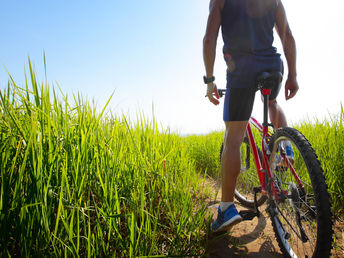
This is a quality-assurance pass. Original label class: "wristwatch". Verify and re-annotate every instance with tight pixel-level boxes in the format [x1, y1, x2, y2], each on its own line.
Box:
[203, 76, 215, 84]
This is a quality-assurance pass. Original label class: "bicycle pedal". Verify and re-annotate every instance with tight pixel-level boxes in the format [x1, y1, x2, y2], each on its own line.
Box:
[239, 210, 260, 221]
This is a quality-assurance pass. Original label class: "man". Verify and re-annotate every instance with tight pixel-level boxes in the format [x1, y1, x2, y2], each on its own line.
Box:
[203, 0, 299, 232]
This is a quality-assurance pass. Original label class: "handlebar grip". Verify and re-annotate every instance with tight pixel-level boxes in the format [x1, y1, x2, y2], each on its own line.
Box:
[205, 89, 226, 98]
[218, 89, 226, 98]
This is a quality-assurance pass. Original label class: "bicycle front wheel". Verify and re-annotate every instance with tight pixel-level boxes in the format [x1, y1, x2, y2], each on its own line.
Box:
[268, 127, 333, 258]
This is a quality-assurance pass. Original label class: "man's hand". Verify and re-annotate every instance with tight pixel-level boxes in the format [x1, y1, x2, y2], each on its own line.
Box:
[206, 82, 220, 105]
[285, 76, 299, 100]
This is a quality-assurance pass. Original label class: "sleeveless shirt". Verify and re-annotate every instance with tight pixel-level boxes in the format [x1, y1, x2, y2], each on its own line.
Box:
[221, 0, 278, 56]
[221, 0, 283, 88]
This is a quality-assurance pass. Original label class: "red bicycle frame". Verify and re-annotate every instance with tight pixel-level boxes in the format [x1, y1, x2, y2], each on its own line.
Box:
[245, 90, 306, 200]
[245, 116, 276, 195]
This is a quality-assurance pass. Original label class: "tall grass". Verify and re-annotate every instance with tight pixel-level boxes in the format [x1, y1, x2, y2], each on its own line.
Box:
[0, 59, 212, 257]
[184, 131, 224, 178]
[295, 106, 344, 211]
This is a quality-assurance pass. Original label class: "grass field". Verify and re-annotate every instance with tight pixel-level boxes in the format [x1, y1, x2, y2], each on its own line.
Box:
[1, 62, 343, 256]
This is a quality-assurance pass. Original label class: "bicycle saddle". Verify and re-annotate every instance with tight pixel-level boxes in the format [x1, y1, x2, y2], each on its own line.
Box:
[256, 71, 283, 90]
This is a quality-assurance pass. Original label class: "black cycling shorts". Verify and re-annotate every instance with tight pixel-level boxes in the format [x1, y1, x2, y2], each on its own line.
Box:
[223, 84, 281, 122]
[223, 53, 284, 121]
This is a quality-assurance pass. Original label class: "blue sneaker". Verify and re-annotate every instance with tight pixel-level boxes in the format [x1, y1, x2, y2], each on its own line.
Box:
[211, 204, 242, 232]
[286, 145, 294, 161]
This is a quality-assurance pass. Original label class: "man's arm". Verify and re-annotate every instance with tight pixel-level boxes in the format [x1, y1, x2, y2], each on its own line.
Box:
[275, 0, 299, 100]
[203, 0, 224, 105]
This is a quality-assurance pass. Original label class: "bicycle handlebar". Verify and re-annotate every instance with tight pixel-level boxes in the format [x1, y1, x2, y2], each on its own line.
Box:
[218, 89, 226, 98]
[205, 89, 226, 98]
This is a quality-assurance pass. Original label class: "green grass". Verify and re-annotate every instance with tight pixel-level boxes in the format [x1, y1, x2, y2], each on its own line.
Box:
[1, 59, 343, 256]
[295, 107, 344, 212]
[184, 131, 224, 178]
[0, 59, 212, 257]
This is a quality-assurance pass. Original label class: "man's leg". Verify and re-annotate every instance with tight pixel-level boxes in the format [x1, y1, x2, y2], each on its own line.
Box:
[268, 99, 287, 128]
[211, 120, 247, 232]
[221, 121, 248, 202]
[268, 99, 295, 163]
[212, 87, 255, 232]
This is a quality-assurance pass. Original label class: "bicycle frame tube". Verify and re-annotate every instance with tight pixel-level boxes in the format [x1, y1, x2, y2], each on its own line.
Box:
[246, 92, 280, 196]
[246, 122, 279, 195]
[246, 123, 266, 189]
[283, 153, 306, 194]
[249, 117, 263, 132]
[262, 91, 280, 197]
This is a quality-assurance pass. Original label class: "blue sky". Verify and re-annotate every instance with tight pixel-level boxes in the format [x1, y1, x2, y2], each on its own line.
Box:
[1, 0, 344, 134]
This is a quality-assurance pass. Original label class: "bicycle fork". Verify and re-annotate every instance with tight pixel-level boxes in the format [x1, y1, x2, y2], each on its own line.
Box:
[267, 199, 310, 243]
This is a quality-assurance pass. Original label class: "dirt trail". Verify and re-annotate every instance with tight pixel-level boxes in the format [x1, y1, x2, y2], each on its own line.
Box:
[205, 179, 344, 258]
[207, 202, 284, 257]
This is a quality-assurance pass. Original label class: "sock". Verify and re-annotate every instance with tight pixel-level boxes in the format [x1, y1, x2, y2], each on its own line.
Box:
[220, 201, 234, 211]
[282, 140, 292, 149]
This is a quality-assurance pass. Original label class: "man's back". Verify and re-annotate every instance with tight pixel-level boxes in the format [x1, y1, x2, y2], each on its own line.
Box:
[221, 0, 278, 56]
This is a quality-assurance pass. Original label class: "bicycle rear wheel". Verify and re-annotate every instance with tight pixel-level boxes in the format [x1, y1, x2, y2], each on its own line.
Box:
[220, 136, 267, 209]
[268, 127, 333, 257]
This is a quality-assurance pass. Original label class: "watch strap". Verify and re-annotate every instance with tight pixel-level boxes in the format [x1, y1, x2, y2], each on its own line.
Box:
[203, 76, 215, 84]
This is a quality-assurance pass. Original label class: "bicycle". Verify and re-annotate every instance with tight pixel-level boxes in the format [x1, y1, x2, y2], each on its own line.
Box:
[217, 71, 333, 257]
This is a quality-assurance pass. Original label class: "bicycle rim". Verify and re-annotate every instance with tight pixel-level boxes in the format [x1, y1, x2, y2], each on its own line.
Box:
[268, 127, 332, 258]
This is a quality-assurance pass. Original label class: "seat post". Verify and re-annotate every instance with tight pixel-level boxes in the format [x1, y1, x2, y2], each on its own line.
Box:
[256, 71, 282, 128]
[262, 88, 271, 127]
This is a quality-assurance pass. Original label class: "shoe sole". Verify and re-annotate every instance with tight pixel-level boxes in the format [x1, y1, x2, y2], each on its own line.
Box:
[212, 215, 242, 232]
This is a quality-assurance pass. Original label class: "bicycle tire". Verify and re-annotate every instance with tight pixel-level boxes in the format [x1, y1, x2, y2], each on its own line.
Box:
[268, 127, 333, 257]
[220, 136, 267, 209]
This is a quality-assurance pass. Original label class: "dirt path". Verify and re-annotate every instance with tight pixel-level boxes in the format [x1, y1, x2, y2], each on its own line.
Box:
[205, 179, 344, 258]
[207, 202, 284, 257]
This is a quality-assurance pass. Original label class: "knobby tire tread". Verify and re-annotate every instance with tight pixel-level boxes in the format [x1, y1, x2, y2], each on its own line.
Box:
[269, 127, 333, 258]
